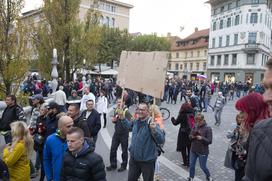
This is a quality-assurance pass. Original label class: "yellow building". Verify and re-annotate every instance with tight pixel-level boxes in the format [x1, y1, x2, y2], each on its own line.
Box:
[169, 28, 209, 80]
[21, 0, 133, 30]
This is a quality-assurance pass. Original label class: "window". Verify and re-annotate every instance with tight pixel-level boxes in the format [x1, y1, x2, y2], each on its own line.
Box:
[217, 55, 221, 65]
[106, 16, 110, 27]
[212, 38, 216, 48]
[250, 13, 258, 23]
[196, 63, 199, 70]
[203, 62, 207, 70]
[210, 56, 215, 65]
[226, 35, 230, 46]
[232, 54, 237, 65]
[197, 51, 200, 57]
[247, 53, 255, 64]
[228, 3, 232, 10]
[175, 63, 179, 70]
[99, 16, 104, 25]
[235, 15, 240, 25]
[252, 0, 259, 4]
[204, 50, 207, 57]
[248, 32, 257, 44]
[176, 52, 179, 58]
[213, 22, 217, 31]
[180, 64, 183, 70]
[221, 6, 224, 13]
[220, 20, 224, 29]
[224, 55, 229, 65]
[234, 34, 238, 45]
[219, 37, 222, 47]
[185, 52, 188, 58]
[190, 63, 193, 70]
[191, 51, 193, 57]
[168, 63, 171, 70]
[112, 18, 115, 27]
[236, 0, 241, 7]
[184, 63, 187, 70]
[227, 18, 231, 27]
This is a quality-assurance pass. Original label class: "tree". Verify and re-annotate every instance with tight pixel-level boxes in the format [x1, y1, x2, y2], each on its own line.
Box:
[32, 0, 101, 81]
[128, 34, 171, 52]
[97, 27, 131, 71]
[0, 0, 30, 95]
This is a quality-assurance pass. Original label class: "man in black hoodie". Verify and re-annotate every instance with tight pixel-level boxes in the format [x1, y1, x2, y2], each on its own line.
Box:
[60, 127, 106, 181]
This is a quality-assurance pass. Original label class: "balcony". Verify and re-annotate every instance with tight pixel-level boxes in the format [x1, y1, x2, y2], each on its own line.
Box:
[242, 43, 260, 53]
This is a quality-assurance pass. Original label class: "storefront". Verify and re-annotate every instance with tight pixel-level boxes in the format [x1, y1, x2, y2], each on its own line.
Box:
[224, 73, 236, 83]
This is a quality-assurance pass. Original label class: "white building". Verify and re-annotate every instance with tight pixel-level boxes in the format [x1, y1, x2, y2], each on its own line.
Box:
[207, 0, 272, 84]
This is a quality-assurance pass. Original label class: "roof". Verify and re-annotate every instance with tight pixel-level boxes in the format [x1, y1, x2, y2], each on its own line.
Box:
[167, 36, 182, 50]
[171, 29, 209, 51]
[104, 0, 133, 8]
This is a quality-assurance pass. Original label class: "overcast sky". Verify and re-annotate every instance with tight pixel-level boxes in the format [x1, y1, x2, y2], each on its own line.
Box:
[22, 0, 211, 38]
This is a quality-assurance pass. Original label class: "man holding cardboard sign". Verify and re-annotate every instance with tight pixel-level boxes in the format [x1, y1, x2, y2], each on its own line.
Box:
[121, 102, 165, 181]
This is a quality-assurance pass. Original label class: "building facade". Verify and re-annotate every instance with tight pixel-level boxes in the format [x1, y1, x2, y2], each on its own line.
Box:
[169, 28, 209, 80]
[207, 0, 272, 84]
[22, 0, 133, 30]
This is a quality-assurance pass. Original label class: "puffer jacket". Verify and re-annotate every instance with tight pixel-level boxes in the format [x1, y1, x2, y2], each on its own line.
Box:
[243, 118, 272, 181]
[60, 139, 106, 181]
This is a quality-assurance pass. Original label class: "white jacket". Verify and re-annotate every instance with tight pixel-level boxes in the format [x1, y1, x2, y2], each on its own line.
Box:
[54, 90, 67, 106]
[80, 92, 96, 111]
[96, 96, 108, 114]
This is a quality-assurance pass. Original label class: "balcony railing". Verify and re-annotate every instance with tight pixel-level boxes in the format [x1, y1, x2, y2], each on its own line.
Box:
[242, 43, 260, 53]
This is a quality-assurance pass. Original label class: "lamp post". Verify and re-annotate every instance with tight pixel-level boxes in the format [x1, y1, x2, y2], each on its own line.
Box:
[51, 48, 59, 93]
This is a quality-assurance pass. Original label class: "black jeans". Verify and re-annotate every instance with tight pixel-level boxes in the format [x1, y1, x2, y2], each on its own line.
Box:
[128, 157, 155, 181]
[38, 151, 45, 181]
[181, 144, 191, 166]
[110, 133, 128, 168]
[99, 113, 107, 128]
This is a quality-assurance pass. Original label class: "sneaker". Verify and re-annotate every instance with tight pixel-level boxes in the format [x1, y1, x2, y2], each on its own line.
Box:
[206, 177, 213, 181]
[187, 177, 194, 181]
[117, 167, 126, 172]
[154, 174, 161, 181]
[106, 165, 117, 171]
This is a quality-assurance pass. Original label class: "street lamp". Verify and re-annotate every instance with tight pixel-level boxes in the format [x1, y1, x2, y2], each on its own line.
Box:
[82, 59, 87, 86]
[51, 48, 59, 93]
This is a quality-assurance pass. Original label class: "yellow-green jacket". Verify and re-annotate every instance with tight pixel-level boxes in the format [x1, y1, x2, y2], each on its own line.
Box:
[3, 140, 30, 181]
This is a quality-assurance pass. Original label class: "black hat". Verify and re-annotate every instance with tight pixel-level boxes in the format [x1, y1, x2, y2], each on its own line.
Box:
[47, 102, 59, 110]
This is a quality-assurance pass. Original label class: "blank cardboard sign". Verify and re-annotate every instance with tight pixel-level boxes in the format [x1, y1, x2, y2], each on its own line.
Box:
[117, 51, 169, 99]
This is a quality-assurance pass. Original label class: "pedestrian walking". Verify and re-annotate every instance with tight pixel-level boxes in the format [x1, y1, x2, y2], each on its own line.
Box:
[188, 113, 213, 181]
[96, 90, 108, 128]
[213, 92, 225, 126]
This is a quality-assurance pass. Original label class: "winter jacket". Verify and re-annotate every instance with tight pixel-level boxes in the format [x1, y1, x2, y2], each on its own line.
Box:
[73, 114, 91, 138]
[96, 96, 108, 114]
[3, 140, 30, 181]
[190, 123, 212, 155]
[43, 132, 67, 181]
[0, 105, 26, 131]
[243, 118, 272, 181]
[172, 108, 193, 151]
[44, 113, 59, 139]
[122, 117, 165, 161]
[60, 139, 106, 181]
[82, 109, 101, 137]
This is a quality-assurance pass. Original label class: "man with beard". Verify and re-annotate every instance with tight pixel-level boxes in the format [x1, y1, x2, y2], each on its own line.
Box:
[44, 102, 61, 139]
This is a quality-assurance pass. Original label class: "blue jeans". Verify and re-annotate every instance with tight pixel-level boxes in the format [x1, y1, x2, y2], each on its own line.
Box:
[189, 151, 210, 178]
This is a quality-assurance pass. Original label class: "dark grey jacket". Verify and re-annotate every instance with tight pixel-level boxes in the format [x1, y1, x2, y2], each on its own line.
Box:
[190, 123, 212, 155]
[243, 118, 272, 181]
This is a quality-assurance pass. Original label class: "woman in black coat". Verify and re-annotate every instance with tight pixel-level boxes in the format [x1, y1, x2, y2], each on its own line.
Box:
[171, 102, 194, 167]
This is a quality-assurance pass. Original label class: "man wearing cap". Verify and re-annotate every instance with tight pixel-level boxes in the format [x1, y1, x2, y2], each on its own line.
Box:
[0, 95, 26, 143]
[44, 102, 61, 139]
[29, 94, 44, 129]
[68, 90, 81, 101]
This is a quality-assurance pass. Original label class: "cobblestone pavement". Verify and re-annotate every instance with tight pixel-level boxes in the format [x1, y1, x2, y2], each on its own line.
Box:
[30, 93, 238, 181]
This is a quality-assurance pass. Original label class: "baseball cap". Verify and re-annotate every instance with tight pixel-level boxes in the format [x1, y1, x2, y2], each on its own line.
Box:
[30, 94, 44, 101]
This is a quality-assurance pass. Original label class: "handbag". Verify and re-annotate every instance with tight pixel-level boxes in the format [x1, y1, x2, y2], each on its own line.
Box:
[224, 146, 233, 169]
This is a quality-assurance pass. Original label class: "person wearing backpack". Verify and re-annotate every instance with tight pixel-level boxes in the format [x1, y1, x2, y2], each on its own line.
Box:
[171, 102, 193, 167]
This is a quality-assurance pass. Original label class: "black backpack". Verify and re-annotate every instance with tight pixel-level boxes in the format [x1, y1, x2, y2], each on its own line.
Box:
[0, 159, 9, 181]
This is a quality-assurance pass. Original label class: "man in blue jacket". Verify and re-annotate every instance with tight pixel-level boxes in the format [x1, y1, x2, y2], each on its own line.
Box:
[122, 102, 165, 181]
[43, 116, 73, 181]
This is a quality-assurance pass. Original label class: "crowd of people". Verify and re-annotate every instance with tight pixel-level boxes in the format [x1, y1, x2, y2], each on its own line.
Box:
[0, 60, 271, 181]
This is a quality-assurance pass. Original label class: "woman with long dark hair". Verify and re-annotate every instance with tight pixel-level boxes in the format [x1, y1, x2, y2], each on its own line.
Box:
[171, 101, 194, 167]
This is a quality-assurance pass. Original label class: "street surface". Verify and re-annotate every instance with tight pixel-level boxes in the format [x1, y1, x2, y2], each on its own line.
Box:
[27, 94, 238, 181]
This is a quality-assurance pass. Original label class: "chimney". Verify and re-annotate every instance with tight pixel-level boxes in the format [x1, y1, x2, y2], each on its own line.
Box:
[167, 32, 171, 37]
[195, 27, 198, 32]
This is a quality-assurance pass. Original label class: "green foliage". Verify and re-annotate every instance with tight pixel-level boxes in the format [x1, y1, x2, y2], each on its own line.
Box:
[128, 34, 171, 52]
[0, 0, 30, 95]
